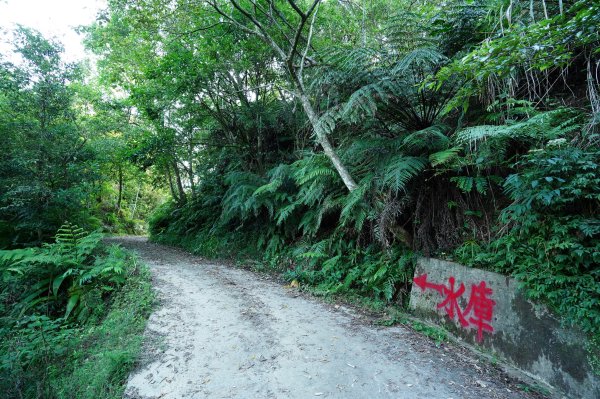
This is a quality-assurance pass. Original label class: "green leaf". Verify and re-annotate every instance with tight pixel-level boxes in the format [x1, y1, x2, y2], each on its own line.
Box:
[65, 294, 80, 318]
[52, 272, 70, 297]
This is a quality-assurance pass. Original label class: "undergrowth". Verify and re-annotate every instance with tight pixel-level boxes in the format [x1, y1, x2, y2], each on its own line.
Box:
[153, 226, 417, 309]
[144, 0, 599, 379]
[455, 146, 600, 337]
[0, 225, 154, 398]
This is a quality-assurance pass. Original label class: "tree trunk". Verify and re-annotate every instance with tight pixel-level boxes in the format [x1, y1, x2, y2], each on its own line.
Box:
[297, 91, 358, 191]
[172, 160, 186, 203]
[188, 138, 196, 196]
[166, 164, 178, 202]
[529, 0, 535, 21]
[130, 185, 140, 220]
[541, 0, 548, 19]
[116, 164, 123, 212]
[558, 0, 563, 15]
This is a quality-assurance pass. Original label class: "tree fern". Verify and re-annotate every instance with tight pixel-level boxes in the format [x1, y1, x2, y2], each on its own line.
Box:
[390, 47, 447, 75]
[339, 78, 397, 123]
[382, 156, 428, 192]
[429, 147, 462, 167]
[384, 10, 437, 51]
[402, 125, 450, 153]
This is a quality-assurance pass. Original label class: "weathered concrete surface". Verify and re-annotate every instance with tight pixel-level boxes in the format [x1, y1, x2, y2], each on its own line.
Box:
[410, 257, 600, 399]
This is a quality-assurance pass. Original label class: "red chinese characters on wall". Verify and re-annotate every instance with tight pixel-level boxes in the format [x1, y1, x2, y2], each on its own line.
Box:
[413, 274, 496, 342]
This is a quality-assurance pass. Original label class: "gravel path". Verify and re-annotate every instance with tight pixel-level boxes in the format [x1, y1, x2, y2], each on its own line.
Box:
[115, 237, 539, 399]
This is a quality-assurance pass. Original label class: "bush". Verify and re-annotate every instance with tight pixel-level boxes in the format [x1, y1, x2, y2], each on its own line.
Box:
[0, 225, 154, 398]
[457, 145, 600, 336]
[0, 223, 128, 321]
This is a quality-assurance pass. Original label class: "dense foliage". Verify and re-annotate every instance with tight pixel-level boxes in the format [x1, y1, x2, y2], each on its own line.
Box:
[86, 0, 598, 336]
[0, 28, 160, 399]
[0, 28, 165, 248]
[1, 0, 599, 395]
[0, 225, 154, 398]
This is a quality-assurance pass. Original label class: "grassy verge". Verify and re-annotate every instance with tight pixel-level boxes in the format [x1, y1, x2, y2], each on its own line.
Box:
[52, 258, 154, 399]
[0, 250, 155, 399]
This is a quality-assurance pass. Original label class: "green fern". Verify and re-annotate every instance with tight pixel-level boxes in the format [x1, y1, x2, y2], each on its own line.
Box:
[450, 176, 488, 194]
[382, 156, 427, 192]
[402, 125, 450, 153]
[339, 177, 374, 232]
[456, 109, 584, 146]
[294, 165, 337, 186]
[429, 147, 461, 167]
[0, 224, 128, 321]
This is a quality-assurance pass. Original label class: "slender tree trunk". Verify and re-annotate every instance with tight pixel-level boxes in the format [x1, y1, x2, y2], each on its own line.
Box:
[361, 5, 366, 47]
[188, 138, 196, 196]
[529, 0, 535, 22]
[116, 164, 123, 212]
[131, 183, 141, 220]
[295, 86, 358, 191]
[541, 0, 548, 19]
[558, 0, 563, 15]
[166, 164, 178, 202]
[172, 160, 186, 203]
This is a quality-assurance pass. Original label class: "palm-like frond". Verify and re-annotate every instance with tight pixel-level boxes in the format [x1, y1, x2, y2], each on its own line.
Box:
[429, 147, 461, 167]
[402, 125, 450, 153]
[382, 156, 428, 192]
[456, 109, 584, 146]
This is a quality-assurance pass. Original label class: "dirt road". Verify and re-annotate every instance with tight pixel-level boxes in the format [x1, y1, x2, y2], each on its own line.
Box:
[116, 237, 537, 399]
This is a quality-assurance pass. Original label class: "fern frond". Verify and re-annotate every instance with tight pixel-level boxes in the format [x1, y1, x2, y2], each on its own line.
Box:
[315, 108, 340, 137]
[276, 202, 299, 225]
[402, 125, 450, 153]
[338, 176, 377, 232]
[391, 47, 447, 76]
[299, 239, 329, 259]
[429, 147, 461, 167]
[294, 166, 336, 186]
[253, 178, 283, 196]
[382, 156, 427, 192]
[456, 109, 584, 147]
[450, 176, 489, 194]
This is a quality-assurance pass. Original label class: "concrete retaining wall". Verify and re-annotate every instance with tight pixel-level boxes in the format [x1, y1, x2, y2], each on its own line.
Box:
[409, 257, 599, 399]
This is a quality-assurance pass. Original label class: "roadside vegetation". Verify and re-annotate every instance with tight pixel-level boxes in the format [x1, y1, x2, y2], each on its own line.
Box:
[0, 28, 157, 399]
[88, 0, 598, 349]
[0, 224, 154, 398]
[0, 1, 598, 397]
